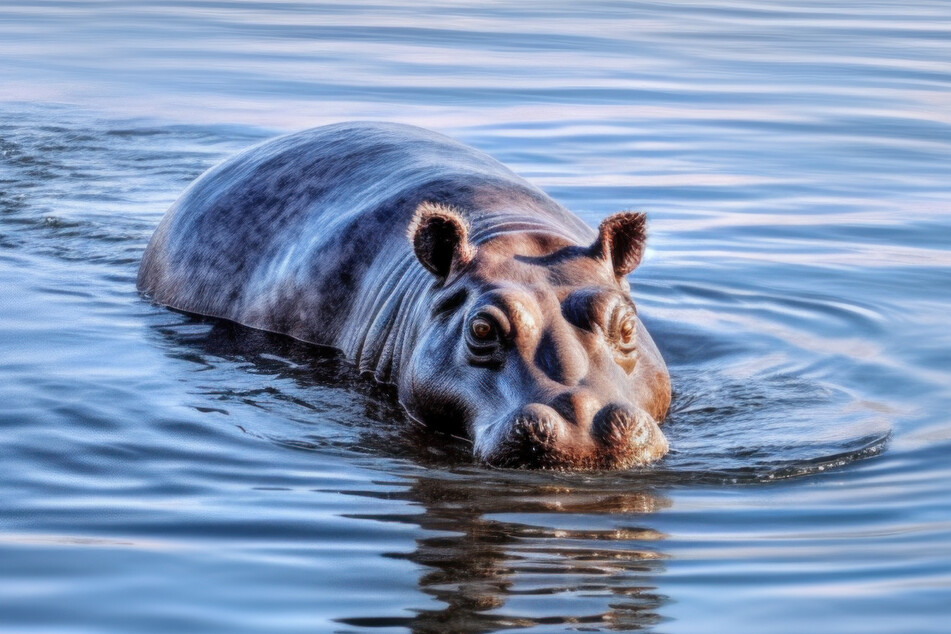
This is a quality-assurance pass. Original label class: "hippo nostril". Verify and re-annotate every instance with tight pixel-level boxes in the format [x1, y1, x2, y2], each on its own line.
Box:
[477, 404, 568, 468]
[513, 414, 559, 447]
[593, 404, 653, 447]
[512, 403, 565, 446]
[594, 404, 668, 468]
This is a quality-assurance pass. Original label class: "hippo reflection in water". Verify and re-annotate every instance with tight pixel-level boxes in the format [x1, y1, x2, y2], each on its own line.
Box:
[138, 123, 671, 469]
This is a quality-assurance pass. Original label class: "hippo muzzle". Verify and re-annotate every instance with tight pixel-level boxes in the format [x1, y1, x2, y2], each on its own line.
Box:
[475, 402, 668, 470]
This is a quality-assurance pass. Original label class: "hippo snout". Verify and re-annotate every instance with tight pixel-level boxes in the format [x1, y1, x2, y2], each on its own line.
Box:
[475, 402, 668, 470]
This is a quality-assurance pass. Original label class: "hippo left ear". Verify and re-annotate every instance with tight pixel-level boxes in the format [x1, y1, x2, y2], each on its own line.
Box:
[591, 211, 647, 278]
[409, 201, 477, 280]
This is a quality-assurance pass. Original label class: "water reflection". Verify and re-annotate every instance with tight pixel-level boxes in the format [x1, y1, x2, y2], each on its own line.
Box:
[142, 289, 890, 633]
[150, 314, 671, 631]
[340, 471, 669, 632]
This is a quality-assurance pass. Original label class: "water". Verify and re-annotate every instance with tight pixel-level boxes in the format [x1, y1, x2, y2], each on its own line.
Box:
[1, 1, 950, 632]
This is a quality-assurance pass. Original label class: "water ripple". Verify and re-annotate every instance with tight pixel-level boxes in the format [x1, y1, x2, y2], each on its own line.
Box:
[2, 1, 950, 632]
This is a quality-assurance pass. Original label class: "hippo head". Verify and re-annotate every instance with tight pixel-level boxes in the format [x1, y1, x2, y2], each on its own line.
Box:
[401, 202, 671, 470]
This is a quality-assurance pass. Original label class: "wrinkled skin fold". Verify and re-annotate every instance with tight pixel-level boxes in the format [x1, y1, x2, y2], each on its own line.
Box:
[138, 122, 671, 470]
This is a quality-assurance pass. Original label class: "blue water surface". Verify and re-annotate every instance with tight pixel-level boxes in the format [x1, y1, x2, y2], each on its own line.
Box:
[1, 2, 950, 632]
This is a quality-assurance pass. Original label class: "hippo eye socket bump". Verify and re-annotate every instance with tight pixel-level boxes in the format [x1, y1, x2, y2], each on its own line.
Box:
[138, 122, 671, 470]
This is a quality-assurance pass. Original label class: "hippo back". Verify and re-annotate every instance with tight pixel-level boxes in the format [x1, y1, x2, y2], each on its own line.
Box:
[138, 122, 593, 380]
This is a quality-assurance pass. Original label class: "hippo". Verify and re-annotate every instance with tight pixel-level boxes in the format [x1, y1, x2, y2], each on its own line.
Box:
[138, 122, 671, 469]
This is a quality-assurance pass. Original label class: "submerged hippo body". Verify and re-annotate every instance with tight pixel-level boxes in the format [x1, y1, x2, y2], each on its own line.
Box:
[139, 122, 671, 469]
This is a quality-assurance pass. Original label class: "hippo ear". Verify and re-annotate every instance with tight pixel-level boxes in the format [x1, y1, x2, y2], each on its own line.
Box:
[409, 201, 477, 279]
[591, 211, 647, 278]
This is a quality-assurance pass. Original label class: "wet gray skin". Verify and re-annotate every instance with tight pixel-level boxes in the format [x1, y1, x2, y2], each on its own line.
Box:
[138, 122, 671, 469]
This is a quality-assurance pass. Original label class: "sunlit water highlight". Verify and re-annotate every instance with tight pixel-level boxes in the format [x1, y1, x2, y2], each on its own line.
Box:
[1, 2, 950, 632]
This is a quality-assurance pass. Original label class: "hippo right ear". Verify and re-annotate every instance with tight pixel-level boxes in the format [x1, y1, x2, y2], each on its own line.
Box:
[591, 211, 647, 279]
[409, 202, 477, 280]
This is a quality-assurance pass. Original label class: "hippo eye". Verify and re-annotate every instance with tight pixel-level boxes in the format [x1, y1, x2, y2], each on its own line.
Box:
[619, 316, 636, 344]
[610, 307, 637, 356]
[465, 309, 509, 366]
[470, 317, 494, 341]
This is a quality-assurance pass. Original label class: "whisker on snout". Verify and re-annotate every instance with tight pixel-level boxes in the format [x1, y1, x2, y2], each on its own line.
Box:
[594, 404, 648, 446]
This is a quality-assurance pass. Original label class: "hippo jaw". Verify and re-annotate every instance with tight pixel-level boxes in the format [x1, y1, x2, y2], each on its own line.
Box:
[473, 403, 668, 471]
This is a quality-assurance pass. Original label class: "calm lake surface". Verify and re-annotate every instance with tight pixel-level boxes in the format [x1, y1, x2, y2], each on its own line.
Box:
[2, 1, 950, 632]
